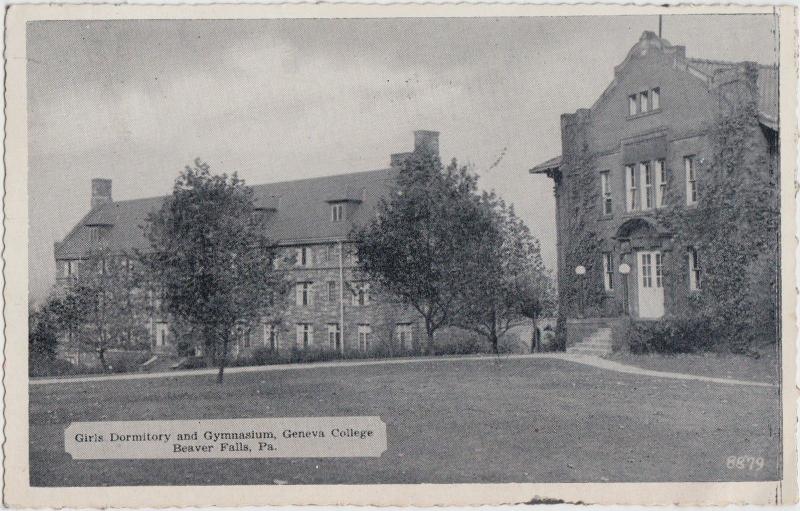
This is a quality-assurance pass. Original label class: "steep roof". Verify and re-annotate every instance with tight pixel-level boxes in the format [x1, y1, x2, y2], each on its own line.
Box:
[54, 167, 399, 260]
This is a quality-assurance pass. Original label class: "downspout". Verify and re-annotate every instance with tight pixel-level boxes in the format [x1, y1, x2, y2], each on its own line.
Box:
[338, 240, 345, 354]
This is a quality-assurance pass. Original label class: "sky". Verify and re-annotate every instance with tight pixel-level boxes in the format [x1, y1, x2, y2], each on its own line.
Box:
[27, 14, 779, 302]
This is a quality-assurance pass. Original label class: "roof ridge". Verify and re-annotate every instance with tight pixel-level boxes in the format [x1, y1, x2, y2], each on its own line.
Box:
[103, 167, 397, 207]
[688, 57, 777, 69]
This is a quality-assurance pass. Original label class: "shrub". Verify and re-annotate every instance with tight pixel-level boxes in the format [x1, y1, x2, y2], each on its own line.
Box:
[627, 316, 714, 354]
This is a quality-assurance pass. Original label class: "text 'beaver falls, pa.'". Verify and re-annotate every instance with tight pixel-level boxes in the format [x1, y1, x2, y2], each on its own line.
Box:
[64, 417, 387, 459]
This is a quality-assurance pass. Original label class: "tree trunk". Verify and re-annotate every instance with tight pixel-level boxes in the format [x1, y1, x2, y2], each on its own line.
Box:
[97, 346, 107, 372]
[217, 335, 229, 384]
[531, 313, 539, 353]
[490, 334, 499, 354]
[425, 322, 435, 356]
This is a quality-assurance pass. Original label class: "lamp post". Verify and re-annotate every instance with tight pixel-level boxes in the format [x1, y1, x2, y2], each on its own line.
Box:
[619, 262, 631, 316]
[574, 265, 586, 318]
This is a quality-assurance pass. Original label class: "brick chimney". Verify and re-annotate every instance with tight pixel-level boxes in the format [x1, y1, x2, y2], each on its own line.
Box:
[414, 130, 439, 156]
[390, 130, 440, 167]
[91, 178, 112, 209]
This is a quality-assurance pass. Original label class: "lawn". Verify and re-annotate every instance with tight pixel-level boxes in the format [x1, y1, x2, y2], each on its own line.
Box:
[29, 357, 781, 486]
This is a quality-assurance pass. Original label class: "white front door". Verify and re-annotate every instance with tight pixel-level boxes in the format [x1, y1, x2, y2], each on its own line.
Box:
[637, 251, 664, 319]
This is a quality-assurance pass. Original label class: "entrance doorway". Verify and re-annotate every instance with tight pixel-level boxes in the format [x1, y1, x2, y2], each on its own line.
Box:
[637, 251, 664, 318]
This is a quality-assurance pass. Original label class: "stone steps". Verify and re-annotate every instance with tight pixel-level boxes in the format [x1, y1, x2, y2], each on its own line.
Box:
[567, 327, 613, 356]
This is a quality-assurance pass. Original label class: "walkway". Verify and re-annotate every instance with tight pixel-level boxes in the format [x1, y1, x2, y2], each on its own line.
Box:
[30, 352, 775, 388]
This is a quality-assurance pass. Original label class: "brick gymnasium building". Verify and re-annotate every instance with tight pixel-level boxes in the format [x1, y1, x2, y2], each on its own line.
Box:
[54, 131, 445, 362]
[530, 32, 778, 354]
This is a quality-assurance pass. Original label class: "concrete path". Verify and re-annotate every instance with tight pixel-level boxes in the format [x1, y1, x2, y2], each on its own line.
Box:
[30, 352, 775, 388]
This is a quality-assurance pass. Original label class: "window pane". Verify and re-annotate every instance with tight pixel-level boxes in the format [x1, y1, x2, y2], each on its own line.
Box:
[651, 87, 660, 109]
[629, 95, 637, 115]
[640, 91, 649, 112]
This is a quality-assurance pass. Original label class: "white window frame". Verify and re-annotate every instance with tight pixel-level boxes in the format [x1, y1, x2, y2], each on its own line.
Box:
[327, 281, 337, 302]
[639, 90, 649, 113]
[264, 323, 279, 350]
[327, 323, 341, 349]
[654, 159, 667, 208]
[685, 155, 697, 205]
[296, 282, 312, 306]
[358, 324, 372, 352]
[331, 203, 344, 222]
[689, 249, 701, 291]
[602, 253, 614, 291]
[641, 253, 653, 288]
[600, 171, 612, 216]
[296, 323, 313, 347]
[296, 246, 311, 267]
[396, 324, 413, 350]
[351, 283, 370, 306]
[651, 87, 660, 110]
[628, 94, 638, 116]
[625, 164, 637, 211]
[641, 161, 654, 210]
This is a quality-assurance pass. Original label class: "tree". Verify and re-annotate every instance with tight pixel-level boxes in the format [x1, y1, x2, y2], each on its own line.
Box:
[143, 159, 289, 383]
[518, 269, 557, 352]
[28, 297, 62, 373]
[58, 249, 150, 370]
[457, 193, 554, 353]
[353, 152, 494, 354]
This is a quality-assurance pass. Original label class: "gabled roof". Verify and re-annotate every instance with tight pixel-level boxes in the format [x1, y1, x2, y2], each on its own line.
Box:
[54, 167, 399, 260]
[529, 32, 780, 175]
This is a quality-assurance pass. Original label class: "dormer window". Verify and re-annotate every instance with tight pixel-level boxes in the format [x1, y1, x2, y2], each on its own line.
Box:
[331, 203, 344, 222]
[628, 87, 661, 116]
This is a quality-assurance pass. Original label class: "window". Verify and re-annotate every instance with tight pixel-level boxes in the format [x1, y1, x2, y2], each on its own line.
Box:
[264, 324, 279, 350]
[396, 324, 413, 350]
[689, 249, 701, 291]
[331, 203, 344, 222]
[296, 247, 311, 267]
[241, 329, 251, 348]
[358, 324, 372, 352]
[641, 162, 654, 210]
[327, 281, 337, 302]
[296, 282, 312, 306]
[296, 323, 313, 347]
[351, 283, 370, 306]
[655, 159, 667, 208]
[685, 155, 697, 205]
[641, 253, 653, 288]
[655, 253, 663, 288]
[602, 253, 614, 291]
[600, 171, 612, 215]
[628, 88, 661, 115]
[625, 164, 637, 211]
[328, 323, 341, 350]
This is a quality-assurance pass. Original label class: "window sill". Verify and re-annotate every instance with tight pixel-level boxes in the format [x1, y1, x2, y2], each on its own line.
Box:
[627, 108, 662, 120]
[598, 214, 614, 221]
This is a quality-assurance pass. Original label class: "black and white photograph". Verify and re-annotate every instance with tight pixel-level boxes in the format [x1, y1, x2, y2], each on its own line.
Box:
[4, 4, 796, 507]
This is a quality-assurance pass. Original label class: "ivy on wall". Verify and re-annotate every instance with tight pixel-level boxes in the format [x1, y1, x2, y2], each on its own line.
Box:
[656, 69, 779, 353]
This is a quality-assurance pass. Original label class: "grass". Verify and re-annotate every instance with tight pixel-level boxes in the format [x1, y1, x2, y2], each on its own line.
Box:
[29, 356, 780, 486]
[605, 350, 780, 384]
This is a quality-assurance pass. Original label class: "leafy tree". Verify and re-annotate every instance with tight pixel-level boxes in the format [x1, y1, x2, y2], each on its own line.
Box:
[143, 159, 289, 382]
[457, 193, 554, 353]
[28, 297, 62, 373]
[58, 249, 150, 370]
[354, 152, 494, 354]
[517, 268, 557, 352]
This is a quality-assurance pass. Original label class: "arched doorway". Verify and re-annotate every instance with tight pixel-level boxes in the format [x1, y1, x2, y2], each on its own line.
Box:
[614, 218, 671, 319]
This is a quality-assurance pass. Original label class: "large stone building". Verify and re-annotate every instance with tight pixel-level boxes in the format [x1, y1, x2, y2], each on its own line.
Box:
[530, 32, 778, 353]
[53, 131, 444, 362]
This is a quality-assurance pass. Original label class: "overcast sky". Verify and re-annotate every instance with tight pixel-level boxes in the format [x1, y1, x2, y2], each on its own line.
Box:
[27, 14, 779, 302]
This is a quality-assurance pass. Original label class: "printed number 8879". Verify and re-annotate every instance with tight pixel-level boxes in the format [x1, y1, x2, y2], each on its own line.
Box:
[726, 456, 764, 471]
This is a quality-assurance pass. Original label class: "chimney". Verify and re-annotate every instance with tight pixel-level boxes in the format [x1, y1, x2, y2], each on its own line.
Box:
[414, 130, 439, 157]
[91, 178, 112, 209]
